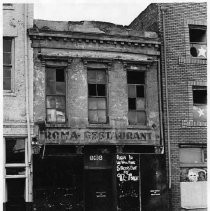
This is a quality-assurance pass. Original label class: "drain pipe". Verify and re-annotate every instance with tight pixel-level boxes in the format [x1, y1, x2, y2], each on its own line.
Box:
[161, 7, 172, 189]
[24, 3, 32, 202]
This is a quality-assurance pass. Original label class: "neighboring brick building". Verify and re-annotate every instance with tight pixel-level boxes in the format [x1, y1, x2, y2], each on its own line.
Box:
[130, 3, 207, 211]
[28, 20, 168, 210]
[3, 3, 34, 211]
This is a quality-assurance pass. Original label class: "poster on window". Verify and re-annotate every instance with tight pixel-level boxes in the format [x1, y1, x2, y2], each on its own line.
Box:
[116, 154, 140, 211]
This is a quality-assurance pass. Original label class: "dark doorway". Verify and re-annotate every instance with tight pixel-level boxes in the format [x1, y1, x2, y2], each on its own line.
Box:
[85, 169, 114, 211]
[33, 155, 84, 211]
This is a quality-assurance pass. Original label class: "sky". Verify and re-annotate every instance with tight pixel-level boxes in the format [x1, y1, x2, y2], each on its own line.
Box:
[33, 0, 153, 26]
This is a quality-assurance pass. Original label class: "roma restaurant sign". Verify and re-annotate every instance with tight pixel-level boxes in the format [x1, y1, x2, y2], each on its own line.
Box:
[39, 128, 159, 144]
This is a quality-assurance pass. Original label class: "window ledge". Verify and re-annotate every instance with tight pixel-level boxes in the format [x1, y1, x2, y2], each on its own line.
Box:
[87, 124, 112, 129]
[3, 91, 16, 97]
[127, 125, 152, 130]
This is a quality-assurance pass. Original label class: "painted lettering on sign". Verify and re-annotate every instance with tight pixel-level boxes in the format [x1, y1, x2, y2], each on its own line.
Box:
[89, 155, 103, 161]
[40, 129, 156, 144]
[116, 154, 139, 182]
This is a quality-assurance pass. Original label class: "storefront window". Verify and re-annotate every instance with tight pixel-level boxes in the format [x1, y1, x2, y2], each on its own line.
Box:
[4, 138, 27, 210]
[180, 146, 207, 209]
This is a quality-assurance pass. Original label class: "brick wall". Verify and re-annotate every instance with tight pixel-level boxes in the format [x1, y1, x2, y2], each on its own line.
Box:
[130, 3, 207, 210]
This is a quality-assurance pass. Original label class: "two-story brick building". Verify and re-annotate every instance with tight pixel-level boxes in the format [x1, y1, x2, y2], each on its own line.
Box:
[3, 3, 34, 211]
[130, 3, 207, 211]
[28, 20, 168, 210]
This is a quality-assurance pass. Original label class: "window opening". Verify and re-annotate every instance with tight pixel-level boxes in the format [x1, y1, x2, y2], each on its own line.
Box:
[127, 71, 146, 125]
[189, 26, 207, 58]
[193, 86, 207, 122]
[3, 37, 13, 90]
[46, 68, 66, 123]
[88, 69, 107, 124]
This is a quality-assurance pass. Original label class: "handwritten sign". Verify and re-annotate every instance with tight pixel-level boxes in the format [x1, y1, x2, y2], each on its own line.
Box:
[39, 128, 159, 145]
[116, 154, 139, 182]
[116, 154, 140, 211]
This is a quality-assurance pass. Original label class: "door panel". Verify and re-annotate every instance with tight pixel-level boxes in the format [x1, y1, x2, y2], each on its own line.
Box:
[85, 170, 114, 211]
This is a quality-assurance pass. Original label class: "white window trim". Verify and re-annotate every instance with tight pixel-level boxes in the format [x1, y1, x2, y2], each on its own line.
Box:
[3, 37, 16, 95]
[3, 137, 29, 202]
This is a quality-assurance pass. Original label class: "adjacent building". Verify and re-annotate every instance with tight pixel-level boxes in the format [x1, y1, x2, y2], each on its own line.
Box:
[3, 3, 34, 211]
[28, 20, 168, 210]
[130, 3, 207, 211]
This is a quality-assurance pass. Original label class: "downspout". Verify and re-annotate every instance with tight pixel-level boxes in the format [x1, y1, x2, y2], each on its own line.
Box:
[24, 3, 32, 202]
[157, 59, 164, 148]
[161, 7, 172, 189]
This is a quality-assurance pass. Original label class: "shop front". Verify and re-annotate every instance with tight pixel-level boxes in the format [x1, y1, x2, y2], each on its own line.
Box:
[32, 128, 168, 211]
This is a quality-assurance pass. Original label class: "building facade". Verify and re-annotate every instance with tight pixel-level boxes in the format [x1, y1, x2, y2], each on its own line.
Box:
[130, 3, 207, 211]
[3, 3, 34, 211]
[28, 20, 168, 210]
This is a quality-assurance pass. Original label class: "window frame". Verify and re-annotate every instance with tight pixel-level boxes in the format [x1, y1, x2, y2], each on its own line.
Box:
[189, 25, 207, 59]
[3, 37, 15, 93]
[3, 137, 29, 203]
[127, 70, 146, 125]
[87, 67, 108, 124]
[45, 67, 67, 124]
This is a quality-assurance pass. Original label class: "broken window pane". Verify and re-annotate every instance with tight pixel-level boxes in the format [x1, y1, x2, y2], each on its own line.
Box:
[97, 98, 106, 109]
[136, 98, 145, 110]
[128, 111, 137, 125]
[6, 168, 25, 175]
[89, 98, 97, 110]
[128, 85, 136, 98]
[46, 96, 56, 108]
[193, 89, 207, 104]
[88, 84, 97, 96]
[6, 178, 25, 202]
[56, 96, 65, 109]
[97, 84, 106, 96]
[98, 110, 106, 123]
[97, 70, 106, 84]
[128, 98, 136, 110]
[180, 148, 202, 163]
[137, 111, 146, 125]
[56, 82, 65, 95]
[56, 110, 65, 122]
[137, 85, 144, 97]
[89, 110, 98, 123]
[127, 71, 145, 84]
[56, 69, 65, 82]
[47, 109, 57, 122]
[88, 70, 96, 83]
[6, 139, 25, 163]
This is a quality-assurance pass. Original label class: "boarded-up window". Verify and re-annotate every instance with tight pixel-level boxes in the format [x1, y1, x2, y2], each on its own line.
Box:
[3, 37, 13, 90]
[88, 69, 107, 123]
[127, 71, 146, 125]
[46, 68, 66, 123]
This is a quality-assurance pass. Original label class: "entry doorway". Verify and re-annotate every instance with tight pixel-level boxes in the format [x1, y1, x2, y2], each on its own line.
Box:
[85, 169, 114, 211]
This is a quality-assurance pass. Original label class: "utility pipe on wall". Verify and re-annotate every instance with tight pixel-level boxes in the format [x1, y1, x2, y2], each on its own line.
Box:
[161, 7, 172, 189]
[24, 3, 32, 202]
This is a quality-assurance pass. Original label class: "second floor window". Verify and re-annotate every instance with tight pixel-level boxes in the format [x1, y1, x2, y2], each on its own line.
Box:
[88, 69, 107, 124]
[189, 25, 207, 58]
[46, 68, 66, 123]
[3, 37, 13, 91]
[127, 71, 146, 125]
[193, 86, 207, 122]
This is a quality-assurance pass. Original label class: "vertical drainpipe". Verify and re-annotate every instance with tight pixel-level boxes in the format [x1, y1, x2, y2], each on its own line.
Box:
[24, 3, 32, 203]
[161, 7, 172, 189]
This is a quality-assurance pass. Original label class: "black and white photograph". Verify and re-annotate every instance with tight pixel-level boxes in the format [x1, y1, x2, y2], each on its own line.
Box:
[2, 0, 207, 210]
